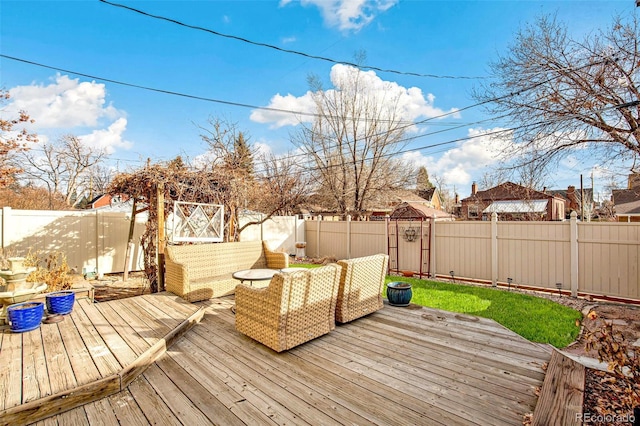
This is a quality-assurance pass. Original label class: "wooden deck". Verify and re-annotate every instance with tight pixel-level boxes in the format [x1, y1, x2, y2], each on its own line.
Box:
[0, 293, 204, 425]
[6, 295, 554, 425]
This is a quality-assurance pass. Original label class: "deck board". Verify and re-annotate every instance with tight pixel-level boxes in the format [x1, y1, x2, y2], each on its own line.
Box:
[69, 300, 123, 377]
[57, 309, 102, 387]
[82, 398, 119, 426]
[21, 329, 49, 404]
[0, 293, 201, 426]
[3, 294, 556, 426]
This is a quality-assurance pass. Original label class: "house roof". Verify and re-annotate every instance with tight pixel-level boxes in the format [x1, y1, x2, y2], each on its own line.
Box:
[462, 182, 562, 203]
[416, 187, 437, 201]
[483, 200, 548, 214]
[612, 189, 640, 215]
[462, 182, 556, 203]
[390, 202, 453, 219]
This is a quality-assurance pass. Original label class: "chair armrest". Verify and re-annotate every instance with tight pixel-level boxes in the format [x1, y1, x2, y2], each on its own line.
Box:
[263, 242, 289, 269]
[164, 256, 189, 294]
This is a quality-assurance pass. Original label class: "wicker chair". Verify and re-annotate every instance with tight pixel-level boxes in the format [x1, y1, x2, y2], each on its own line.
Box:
[335, 254, 389, 323]
[235, 264, 342, 352]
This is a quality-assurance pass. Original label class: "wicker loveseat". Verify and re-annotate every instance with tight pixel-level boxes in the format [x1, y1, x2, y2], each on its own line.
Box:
[335, 253, 389, 323]
[235, 264, 342, 352]
[165, 240, 288, 302]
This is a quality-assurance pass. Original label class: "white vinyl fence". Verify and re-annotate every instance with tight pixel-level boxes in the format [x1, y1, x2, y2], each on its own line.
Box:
[0, 207, 147, 276]
[0, 207, 301, 275]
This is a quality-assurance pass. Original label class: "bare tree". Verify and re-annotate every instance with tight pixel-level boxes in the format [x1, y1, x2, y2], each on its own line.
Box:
[21, 135, 106, 208]
[291, 66, 415, 219]
[0, 90, 37, 188]
[431, 174, 456, 213]
[0, 185, 67, 210]
[247, 151, 310, 217]
[199, 117, 256, 240]
[88, 165, 114, 198]
[474, 15, 640, 175]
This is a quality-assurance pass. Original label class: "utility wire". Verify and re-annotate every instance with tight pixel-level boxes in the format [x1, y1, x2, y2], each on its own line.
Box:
[0, 54, 324, 119]
[98, 0, 486, 80]
[3, 53, 620, 178]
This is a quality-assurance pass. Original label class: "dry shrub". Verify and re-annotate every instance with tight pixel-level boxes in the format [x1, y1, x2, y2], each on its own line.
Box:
[583, 311, 639, 417]
[310, 255, 338, 265]
[24, 250, 73, 292]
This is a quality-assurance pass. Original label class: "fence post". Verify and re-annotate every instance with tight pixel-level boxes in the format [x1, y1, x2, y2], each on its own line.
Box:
[316, 215, 321, 258]
[491, 212, 498, 287]
[347, 215, 351, 259]
[95, 210, 100, 275]
[430, 215, 437, 278]
[570, 211, 578, 297]
[1, 206, 11, 250]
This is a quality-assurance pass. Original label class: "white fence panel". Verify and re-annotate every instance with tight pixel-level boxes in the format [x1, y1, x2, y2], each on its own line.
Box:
[239, 215, 303, 255]
[1, 207, 146, 274]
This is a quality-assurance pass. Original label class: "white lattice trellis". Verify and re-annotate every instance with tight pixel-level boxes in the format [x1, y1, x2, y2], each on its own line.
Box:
[170, 201, 224, 243]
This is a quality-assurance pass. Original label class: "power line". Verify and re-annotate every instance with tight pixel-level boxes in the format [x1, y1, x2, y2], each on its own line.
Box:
[0, 54, 323, 119]
[4, 53, 621, 180]
[98, 0, 486, 80]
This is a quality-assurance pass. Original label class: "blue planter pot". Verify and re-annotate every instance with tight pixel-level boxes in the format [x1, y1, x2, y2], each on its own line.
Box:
[386, 281, 412, 306]
[46, 290, 75, 315]
[7, 301, 44, 332]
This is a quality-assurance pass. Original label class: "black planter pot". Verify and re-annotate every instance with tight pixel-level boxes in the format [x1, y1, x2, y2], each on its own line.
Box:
[386, 281, 412, 306]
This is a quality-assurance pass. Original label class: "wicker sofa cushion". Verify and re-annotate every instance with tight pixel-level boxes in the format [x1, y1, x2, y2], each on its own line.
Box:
[165, 240, 288, 302]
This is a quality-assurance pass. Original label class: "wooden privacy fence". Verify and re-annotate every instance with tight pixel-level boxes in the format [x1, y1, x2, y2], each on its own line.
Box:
[305, 213, 640, 302]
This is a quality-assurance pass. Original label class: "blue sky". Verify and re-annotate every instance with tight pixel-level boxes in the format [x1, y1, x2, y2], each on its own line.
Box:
[1, 0, 637, 199]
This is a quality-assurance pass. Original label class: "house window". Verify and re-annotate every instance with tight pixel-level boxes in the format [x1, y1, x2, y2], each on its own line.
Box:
[468, 205, 479, 218]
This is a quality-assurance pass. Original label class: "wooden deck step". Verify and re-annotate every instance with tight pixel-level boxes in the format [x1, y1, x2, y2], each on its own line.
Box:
[0, 292, 204, 426]
[532, 350, 585, 426]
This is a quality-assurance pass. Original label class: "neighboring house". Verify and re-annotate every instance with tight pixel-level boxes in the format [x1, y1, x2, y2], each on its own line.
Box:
[299, 189, 440, 221]
[416, 187, 443, 210]
[389, 202, 454, 221]
[546, 185, 594, 220]
[85, 194, 113, 209]
[84, 194, 135, 213]
[612, 173, 640, 222]
[368, 189, 443, 221]
[460, 182, 566, 221]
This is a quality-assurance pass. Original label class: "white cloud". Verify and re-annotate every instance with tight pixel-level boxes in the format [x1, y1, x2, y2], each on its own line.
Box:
[250, 92, 317, 128]
[282, 0, 398, 32]
[250, 64, 458, 129]
[403, 127, 513, 189]
[8, 74, 121, 129]
[253, 141, 273, 158]
[7, 74, 133, 155]
[282, 36, 297, 44]
[79, 118, 132, 154]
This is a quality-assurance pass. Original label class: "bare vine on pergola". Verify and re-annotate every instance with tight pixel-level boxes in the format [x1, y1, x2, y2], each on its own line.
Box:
[107, 158, 230, 292]
[108, 149, 310, 292]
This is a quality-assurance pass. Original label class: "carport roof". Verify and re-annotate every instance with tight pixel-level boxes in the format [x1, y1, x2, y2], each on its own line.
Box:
[483, 199, 548, 214]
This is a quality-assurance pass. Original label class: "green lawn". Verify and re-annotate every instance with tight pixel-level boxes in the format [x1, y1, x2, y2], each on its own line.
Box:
[292, 263, 581, 348]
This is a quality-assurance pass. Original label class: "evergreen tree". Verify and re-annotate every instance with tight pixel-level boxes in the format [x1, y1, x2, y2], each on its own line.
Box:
[231, 132, 254, 178]
[416, 166, 434, 191]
